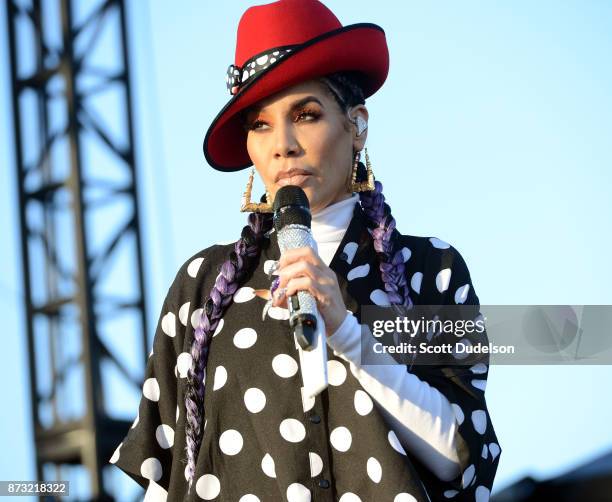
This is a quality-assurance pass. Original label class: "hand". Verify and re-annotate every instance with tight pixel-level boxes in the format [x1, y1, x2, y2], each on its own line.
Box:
[271, 247, 348, 337]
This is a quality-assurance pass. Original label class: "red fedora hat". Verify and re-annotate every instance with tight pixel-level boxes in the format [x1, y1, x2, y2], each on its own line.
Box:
[203, 0, 390, 172]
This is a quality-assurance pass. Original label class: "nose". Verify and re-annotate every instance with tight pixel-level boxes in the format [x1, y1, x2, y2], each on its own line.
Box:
[273, 121, 300, 158]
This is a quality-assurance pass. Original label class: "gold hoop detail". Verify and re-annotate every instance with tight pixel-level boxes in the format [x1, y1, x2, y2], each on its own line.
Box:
[240, 167, 273, 213]
[350, 147, 375, 192]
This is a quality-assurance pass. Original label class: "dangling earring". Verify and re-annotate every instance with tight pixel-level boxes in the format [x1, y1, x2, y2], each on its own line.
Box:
[350, 147, 375, 192]
[240, 166, 273, 213]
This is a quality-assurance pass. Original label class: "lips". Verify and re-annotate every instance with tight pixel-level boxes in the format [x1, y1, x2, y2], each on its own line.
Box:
[275, 168, 313, 186]
[276, 173, 312, 187]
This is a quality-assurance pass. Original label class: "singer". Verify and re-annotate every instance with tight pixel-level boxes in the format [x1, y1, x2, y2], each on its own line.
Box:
[110, 1, 501, 501]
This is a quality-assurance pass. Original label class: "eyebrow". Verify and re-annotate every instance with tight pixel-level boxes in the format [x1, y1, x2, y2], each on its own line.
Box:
[248, 95, 324, 116]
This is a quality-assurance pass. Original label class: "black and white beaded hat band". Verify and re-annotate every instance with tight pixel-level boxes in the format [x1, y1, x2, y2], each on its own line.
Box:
[226, 46, 295, 95]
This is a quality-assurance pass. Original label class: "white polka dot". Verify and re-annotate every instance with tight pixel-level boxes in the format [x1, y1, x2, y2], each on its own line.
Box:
[451, 403, 464, 425]
[187, 257, 204, 277]
[109, 442, 122, 463]
[462, 464, 475, 487]
[342, 242, 358, 264]
[219, 429, 243, 455]
[309, 451, 323, 477]
[401, 247, 412, 262]
[328, 360, 347, 386]
[190, 308, 204, 329]
[140, 457, 162, 481]
[256, 54, 269, 65]
[176, 405, 179, 422]
[472, 409, 487, 434]
[481, 444, 489, 459]
[471, 379, 487, 391]
[156, 424, 174, 449]
[430, 237, 450, 249]
[354, 390, 373, 415]
[239, 495, 260, 502]
[279, 418, 306, 443]
[347, 264, 370, 281]
[145, 480, 167, 501]
[234, 287, 255, 303]
[370, 289, 391, 306]
[443, 490, 459, 498]
[287, 483, 311, 502]
[178, 302, 190, 326]
[131, 411, 139, 429]
[489, 442, 501, 460]
[143, 378, 160, 401]
[330, 426, 352, 452]
[261, 453, 276, 478]
[301, 386, 315, 412]
[339, 494, 361, 502]
[242, 69, 249, 81]
[367, 457, 382, 483]
[213, 318, 224, 337]
[475, 486, 490, 502]
[233, 327, 257, 349]
[161, 312, 176, 337]
[454, 284, 470, 304]
[196, 474, 220, 500]
[470, 363, 488, 374]
[213, 366, 227, 390]
[436, 268, 452, 293]
[394, 494, 417, 502]
[263, 259, 277, 275]
[388, 430, 406, 455]
[177, 352, 192, 378]
[267, 306, 290, 320]
[244, 387, 266, 413]
[410, 272, 423, 294]
[272, 353, 298, 378]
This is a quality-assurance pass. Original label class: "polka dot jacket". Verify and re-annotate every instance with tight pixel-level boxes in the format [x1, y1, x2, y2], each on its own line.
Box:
[110, 202, 501, 501]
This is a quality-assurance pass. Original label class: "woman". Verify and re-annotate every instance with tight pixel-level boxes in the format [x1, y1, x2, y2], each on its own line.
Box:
[110, 1, 501, 501]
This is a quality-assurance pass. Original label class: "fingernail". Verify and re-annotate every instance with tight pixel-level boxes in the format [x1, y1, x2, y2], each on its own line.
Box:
[270, 276, 280, 294]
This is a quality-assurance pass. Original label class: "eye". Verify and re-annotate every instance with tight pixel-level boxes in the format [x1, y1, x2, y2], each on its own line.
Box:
[248, 119, 269, 131]
[295, 109, 320, 122]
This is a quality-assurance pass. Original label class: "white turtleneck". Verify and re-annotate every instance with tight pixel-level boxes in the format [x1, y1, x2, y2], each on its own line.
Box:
[311, 193, 359, 266]
[310, 194, 462, 483]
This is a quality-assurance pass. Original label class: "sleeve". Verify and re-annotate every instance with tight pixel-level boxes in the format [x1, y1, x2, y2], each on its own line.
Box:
[108, 283, 182, 493]
[408, 239, 502, 501]
[326, 313, 462, 483]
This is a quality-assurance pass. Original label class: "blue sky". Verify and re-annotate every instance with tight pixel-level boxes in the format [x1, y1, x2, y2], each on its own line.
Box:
[1, 0, 611, 499]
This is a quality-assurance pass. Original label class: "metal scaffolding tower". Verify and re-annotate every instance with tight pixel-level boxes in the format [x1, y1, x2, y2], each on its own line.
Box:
[5, 0, 148, 499]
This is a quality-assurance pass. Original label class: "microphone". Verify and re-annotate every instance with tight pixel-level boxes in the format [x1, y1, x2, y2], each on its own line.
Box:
[272, 186, 328, 398]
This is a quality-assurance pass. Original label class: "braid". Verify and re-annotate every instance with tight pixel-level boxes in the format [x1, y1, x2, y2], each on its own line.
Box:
[183, 211, 273, 496]
[359, 180, 413, 308]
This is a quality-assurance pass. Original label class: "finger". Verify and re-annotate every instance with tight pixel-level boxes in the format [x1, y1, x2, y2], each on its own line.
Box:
[276, 260, 318, 289]
[283, 276, 322, 303]
[278, 246, 320, 269]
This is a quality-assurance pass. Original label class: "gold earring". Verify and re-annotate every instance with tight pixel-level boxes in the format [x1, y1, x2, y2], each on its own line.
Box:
[350, 147, 375, 192]
[240, 166, 273, 213]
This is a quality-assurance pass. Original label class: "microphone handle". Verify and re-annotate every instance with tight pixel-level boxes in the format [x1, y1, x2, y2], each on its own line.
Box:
[277, 224, 321, 350]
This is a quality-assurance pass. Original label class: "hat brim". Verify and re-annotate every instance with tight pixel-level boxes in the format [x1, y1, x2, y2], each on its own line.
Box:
[203, 23, 389, 172]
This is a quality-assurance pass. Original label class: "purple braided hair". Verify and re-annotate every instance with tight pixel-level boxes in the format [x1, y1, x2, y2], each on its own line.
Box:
[183, 211, 272, 496]
[359, 181, 413, 308]
[183, 72, 412, 495]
